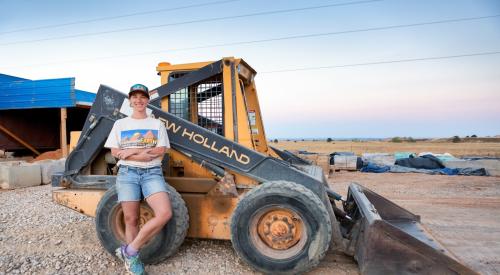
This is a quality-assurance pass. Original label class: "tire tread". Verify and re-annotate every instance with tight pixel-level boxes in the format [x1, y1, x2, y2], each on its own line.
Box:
[230, 181, 332, 274]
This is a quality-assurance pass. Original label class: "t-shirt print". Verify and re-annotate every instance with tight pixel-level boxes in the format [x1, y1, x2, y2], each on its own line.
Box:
[120, 129, 158, 149]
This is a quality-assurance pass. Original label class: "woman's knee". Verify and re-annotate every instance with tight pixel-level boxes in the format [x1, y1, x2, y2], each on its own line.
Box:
[123, 212, 139, 227]
[156, 208, 172, 225]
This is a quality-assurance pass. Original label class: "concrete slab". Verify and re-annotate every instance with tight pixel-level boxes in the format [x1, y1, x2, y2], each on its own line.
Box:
[333, 155, 358, 170]
[0, 161, 41, 189]
[34, 158, 66, 184]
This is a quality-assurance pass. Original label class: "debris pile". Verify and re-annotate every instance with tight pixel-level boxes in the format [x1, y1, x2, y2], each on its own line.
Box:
[294, 151, 498, 177]
[32, 149, 63, 162]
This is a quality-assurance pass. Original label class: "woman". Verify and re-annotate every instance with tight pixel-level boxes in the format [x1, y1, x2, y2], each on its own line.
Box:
[104, 84, 172, 275]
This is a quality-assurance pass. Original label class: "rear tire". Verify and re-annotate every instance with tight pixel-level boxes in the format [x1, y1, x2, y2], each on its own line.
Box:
[95, 184, 189, 264]
[231, 181, 332, 274]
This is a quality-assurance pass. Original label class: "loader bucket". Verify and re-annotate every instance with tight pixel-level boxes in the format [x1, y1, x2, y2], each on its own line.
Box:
[343, 183, 476, 275]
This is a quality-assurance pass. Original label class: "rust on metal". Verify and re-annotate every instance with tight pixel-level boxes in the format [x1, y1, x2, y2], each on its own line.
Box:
[111, 203, 155, 242]
[182, 193, 238, 240]
[345, 183, 478, 275]
[207, 172, 238, 197]
[52, 189, 106, 217]
[256, 209, 302, 250]
[167, 177, 217, 193]
[249, 206, 308, 259]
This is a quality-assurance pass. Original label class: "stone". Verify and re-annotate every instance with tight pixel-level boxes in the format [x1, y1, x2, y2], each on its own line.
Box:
[0, 162, 41, 189]
[33, 158, 66, 185]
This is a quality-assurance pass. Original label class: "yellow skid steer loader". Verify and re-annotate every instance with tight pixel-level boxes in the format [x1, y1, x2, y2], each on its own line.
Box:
[52, 57, 475, 274]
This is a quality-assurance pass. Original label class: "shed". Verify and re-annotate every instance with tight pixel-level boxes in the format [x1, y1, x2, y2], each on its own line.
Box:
[0, 73, 96, 157]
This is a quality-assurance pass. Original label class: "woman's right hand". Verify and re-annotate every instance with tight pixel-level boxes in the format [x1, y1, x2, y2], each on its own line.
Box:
[136, 149, 158, 162]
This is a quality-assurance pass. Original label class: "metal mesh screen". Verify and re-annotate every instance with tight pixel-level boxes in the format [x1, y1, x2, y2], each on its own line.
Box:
[168, 73, 190, 120]
[168, 73, 223, 135]
[196, 76, 223, 135]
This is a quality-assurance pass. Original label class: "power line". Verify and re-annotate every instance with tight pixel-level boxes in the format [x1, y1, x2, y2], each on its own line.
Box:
[0, 0, 240, 36]
[0, 14, 497, 70]
[0, 0, 383, 46]
[260, 51, 500, 73]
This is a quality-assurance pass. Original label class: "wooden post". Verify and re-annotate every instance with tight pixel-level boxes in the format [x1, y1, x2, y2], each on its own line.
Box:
[60, 108, 68, 157]
[0, 122, 41, 155]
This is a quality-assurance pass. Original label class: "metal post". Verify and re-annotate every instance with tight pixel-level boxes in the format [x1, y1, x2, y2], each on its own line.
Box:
[60, 108, 68, 157]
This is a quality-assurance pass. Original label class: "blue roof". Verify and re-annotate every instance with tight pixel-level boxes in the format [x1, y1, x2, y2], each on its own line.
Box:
[0, 74, 95, 110]
[75, 89, 95, 106]
[0, 73, 29, 83]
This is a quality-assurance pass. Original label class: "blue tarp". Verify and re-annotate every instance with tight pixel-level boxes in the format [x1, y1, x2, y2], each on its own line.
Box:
[394, 152, 416, 160]
[360, 162, 390, 173]
[361, 162, 488, 176]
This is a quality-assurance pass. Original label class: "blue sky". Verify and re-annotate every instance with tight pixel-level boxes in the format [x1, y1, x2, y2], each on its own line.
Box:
[1, 0, 499, 138]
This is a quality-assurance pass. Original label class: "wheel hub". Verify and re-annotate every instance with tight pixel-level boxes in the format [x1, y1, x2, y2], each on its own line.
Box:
[112, 204, 155, 242]
[257, 210, 302, 250]
[138, 207, 154, 228]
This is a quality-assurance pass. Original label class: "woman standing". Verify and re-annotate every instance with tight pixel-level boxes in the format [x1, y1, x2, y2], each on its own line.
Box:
[104, 84, 172, 275]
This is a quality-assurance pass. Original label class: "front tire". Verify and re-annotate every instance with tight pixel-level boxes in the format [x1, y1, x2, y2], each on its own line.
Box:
[95, 184, 189, 264]
[231, 181, 332, 274]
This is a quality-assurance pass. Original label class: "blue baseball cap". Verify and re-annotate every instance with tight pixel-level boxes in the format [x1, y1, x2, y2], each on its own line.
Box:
[129, 84, 149, 99]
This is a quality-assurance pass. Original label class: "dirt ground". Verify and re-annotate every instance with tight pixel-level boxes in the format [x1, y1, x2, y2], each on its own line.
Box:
[320, 171, 500, 275]
[1, 172, 499, 274]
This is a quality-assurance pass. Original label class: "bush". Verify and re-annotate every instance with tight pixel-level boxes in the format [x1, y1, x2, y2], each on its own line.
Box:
[407, 137, 416, 143]
[452, 136, 461, 143]
[471, 134, 477, 138]
[326, 138, 333, 143]
[391, 137, 402, 143]
[273, 139, 278, 143]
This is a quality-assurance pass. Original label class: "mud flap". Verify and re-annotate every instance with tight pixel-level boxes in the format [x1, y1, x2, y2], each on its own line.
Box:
[342, 183, 477, 275]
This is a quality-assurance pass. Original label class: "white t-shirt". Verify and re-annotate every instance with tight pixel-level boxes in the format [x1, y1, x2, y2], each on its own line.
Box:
[104, 116, 170, 168]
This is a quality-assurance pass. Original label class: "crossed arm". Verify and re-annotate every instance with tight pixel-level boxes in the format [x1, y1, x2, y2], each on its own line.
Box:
[111, 147, 167, 162]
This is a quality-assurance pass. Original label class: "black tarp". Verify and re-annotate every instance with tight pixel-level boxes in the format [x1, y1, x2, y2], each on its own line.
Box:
[395, 154, 445, 169]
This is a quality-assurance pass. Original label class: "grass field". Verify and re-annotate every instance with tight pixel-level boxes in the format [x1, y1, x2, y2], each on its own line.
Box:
[272, 140, 500, 157]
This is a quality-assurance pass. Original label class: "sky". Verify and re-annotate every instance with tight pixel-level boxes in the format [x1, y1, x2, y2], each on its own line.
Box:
[1, 0, 499, 139]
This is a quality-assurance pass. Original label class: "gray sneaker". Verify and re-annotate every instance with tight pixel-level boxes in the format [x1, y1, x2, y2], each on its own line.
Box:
[115, 245, 145, 275]
[115, 245, 126, 262]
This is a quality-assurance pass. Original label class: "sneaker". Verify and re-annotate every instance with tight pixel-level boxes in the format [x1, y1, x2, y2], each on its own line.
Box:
[115, 245, 145, 275]
[115, 245, 126, 262]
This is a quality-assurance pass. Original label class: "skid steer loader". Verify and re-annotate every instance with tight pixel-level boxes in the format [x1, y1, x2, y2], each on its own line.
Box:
[52, 57, 475, 274]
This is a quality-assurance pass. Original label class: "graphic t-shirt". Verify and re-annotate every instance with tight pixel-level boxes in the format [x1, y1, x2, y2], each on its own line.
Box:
[104, 116, 169, 168]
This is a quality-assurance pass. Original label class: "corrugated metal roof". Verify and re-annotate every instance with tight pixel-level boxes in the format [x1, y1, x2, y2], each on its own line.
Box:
[75, 89, 95, 106]
[0, 73, 29, 83]
[0, 74, 95, 110]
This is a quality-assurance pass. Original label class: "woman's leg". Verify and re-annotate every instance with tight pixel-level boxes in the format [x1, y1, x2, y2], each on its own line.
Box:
[121, 201, 140, 244]
[116, 166, 141, 245]
[129, 192, 172, 250]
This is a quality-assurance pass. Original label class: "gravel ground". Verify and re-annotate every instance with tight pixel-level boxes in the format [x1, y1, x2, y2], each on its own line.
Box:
[10, 171, 497, 274]
[0, 185, 260, 275]
[3, 172, 498, 274]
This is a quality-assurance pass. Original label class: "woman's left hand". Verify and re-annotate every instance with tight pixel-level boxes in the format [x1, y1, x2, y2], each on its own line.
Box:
[116, 148, 140, 160]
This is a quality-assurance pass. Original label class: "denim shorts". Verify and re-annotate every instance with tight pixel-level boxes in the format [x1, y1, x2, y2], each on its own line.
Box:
[116, 165, 169, 202]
